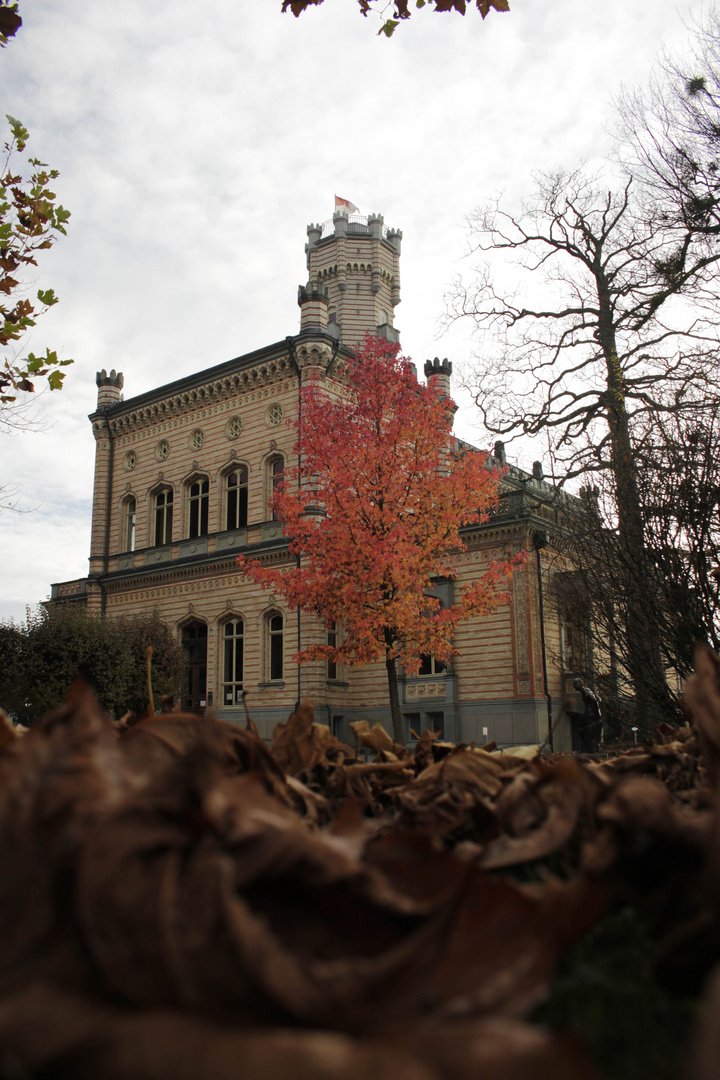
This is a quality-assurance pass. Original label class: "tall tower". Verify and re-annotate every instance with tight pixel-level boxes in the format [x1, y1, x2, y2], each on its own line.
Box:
[303, 210, 402, 349]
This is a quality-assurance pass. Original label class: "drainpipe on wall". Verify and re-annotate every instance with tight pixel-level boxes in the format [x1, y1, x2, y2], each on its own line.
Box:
[287, 336, 303, 710]
[533, 530, 553, 753]
[101, 411, 114, 616]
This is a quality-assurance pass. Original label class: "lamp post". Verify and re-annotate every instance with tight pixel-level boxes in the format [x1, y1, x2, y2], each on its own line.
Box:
[533, 530, 553, 753]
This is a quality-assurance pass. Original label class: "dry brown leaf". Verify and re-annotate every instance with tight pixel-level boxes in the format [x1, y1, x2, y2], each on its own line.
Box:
[273, 700, 355, 775]
[0, 709, 21, 750]
[349, 719, 395, 755]
[383, 1016, 604, 1080]
[0, 982, 436, 1080]
[686, 643, 720, 789]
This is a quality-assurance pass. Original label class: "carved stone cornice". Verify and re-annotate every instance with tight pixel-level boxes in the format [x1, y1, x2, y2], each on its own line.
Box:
[91, 417, 110, 442]
[103, 542, 293, 594]
[105, 354, 295, 437]
[295, 341, 334, 373]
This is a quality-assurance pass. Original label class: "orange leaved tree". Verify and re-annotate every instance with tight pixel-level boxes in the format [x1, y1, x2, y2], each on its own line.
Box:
[237, 336, 522, 743]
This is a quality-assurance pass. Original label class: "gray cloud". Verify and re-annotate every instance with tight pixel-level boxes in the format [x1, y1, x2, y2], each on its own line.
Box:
[0, 0, 705, 620]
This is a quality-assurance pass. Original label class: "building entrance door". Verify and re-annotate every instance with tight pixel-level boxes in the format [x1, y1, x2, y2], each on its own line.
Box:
[182, 620, 208, 714]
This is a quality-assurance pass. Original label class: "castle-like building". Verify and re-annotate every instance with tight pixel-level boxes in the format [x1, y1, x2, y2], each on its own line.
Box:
[51, 210, 577, 750]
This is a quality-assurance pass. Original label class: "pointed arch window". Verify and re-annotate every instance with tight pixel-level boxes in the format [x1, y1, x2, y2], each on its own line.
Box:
[223, 618, 244, 705]
[327, 621, 338, 681]
[270, 456, 284, 521]
[268, 613, 283, 681]
[226, 468, 248, 530]
[123, 497, 136, 552]
[154, 488, 173, 546]
[181, 620, 207, 714]
[188, 478, 209, 538]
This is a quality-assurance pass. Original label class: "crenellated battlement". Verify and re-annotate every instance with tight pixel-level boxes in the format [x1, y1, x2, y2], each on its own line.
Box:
[303, 210, 402, 349]
[424, 357, 453, 379]
[96, 368, 124, 408]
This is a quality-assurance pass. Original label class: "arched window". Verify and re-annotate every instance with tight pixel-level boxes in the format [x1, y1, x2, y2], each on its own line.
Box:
[226, 468, 248, 530]
[270, 456, 284, 521]
[327, 621, 338, 681]
[181, 620, 207, 714]
[154, 488, 173, 546]
[123, 497, 136, 552]
[268, 613, 283, 681]
[188, 478, 209, 538]
[222, 618, 244, 705]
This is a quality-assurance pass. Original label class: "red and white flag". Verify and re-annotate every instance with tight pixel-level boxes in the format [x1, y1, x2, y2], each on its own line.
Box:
[335, 194, 359, 214]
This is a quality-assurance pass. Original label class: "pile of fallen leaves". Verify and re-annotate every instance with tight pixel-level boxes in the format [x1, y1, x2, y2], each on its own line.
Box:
[2, 648, 720, 1079]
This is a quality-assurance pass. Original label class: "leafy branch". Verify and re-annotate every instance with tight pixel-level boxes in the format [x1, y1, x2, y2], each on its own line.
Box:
[0, 115, 72, 404]
[281, 0, 509, 38]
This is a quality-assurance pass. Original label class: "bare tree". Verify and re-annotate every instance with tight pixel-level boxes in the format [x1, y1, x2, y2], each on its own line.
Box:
[615, 7, 720, 245]
[554, 389, 720, 732]
[635, 393, 720, 666]
[448, 168, 720, 724]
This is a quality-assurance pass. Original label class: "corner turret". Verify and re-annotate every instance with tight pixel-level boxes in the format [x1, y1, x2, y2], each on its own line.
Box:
[297, 281, 330, 334]
[96, 368, 124, 408]
[424, 357, 453, 399]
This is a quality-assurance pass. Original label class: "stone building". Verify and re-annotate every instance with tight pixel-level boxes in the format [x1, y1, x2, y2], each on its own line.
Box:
[51, 210, 577, 751]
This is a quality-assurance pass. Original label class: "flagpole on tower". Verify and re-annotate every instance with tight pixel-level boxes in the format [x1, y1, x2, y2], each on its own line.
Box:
[334, 194, 359, 214]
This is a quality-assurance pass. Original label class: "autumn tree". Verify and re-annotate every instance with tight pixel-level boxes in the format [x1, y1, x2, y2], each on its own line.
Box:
[448, 168, 720, 725]
[0, 115, 72, 406]
[237, 336, 519, 743]
[281, 0, 509, 38]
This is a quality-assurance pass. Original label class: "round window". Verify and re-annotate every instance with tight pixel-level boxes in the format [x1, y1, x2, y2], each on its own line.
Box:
[226, 415, 242, 440]
[156, 440, 170, 462]
[190, 429, 205, 450]
[124, 450, 136, 471]
[267, 403, 283, 427]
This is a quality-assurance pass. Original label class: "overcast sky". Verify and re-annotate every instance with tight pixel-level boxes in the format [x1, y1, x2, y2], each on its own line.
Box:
[0, 0, 709, 623]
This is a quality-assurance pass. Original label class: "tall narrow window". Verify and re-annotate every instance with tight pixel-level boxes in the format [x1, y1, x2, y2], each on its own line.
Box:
[419, 598, 446, 677]
[188, 478, 209, 538]
[269, 613, 283, 681]
[327, 621, 337, 681]
[154, 489, 173, 546]
[181, 620, 207, 714]
[428, 712, 445, 738]
[226, 468, 248, 530]
[223, 618, 244, 705]
[270, 457, 284, 521]
[124, 498, 136, 552]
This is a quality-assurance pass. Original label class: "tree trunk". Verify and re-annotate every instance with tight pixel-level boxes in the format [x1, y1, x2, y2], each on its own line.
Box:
[384, 634, 405, 746]
[602, 334, 669, 729]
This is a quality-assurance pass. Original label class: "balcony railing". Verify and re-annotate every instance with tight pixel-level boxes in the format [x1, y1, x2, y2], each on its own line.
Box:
[320, 214, 390, 239]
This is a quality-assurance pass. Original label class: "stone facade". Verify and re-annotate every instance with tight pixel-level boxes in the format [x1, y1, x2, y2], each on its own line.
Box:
[51, 211, 578, 751]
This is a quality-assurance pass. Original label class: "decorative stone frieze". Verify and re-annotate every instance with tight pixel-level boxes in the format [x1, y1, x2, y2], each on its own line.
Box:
[105, 355, 294, 437]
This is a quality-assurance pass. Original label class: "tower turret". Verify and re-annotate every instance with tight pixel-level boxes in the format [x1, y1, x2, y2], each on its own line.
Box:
[302, 210, 402, 349]
[297, 281, 330, 334]
[96, 368, 124, 407]
[424, 357, 453, 399]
